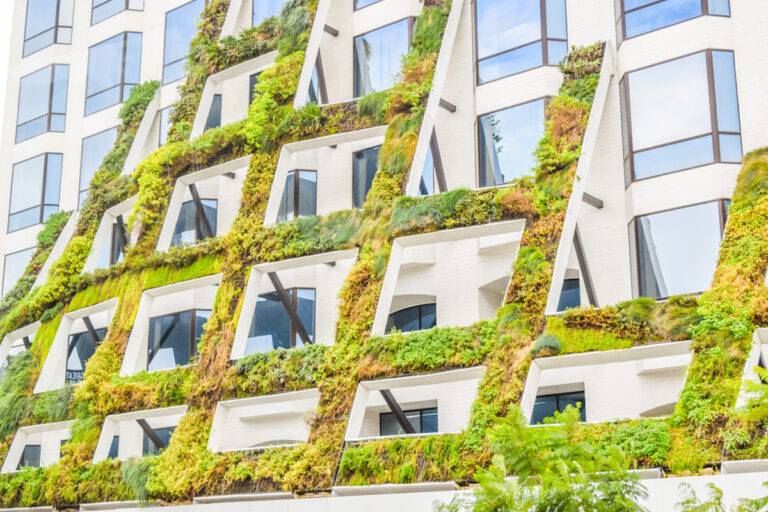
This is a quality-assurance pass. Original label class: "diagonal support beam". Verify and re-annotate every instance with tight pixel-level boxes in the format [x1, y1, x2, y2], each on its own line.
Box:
[430, 130, 448, 194]
[136, 419, 166, 450]
[188, 183, 214, 239]
[574, 225, 598, 307]
[22, 336, 31, 349]
[82, 316, 103, 346]
[267, 272, 312, 346]
[115, 214, 130, 249]
[379, 389, 415, 434]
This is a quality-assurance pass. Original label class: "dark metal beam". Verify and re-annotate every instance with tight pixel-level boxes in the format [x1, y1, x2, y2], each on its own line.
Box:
[115, 214, 129, 249]
[323, 24, 339, 37]
[267, 272, 312, 346]
[136, 419, 166, 450]
[188, 183, 214, 239]
[582, 192, 604, 209]
[21, 336, 31, 349]
[573, 225, 598, 307]
[223, 172, 236, 179]
[82, 316, 103, 346]
[430, 130, 448, 194]
[379, 389, 415, 434]
[438, 98, 456, 113]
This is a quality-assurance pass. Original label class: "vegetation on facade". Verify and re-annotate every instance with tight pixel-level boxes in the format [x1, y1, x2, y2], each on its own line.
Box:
[0, 0, 765, 507]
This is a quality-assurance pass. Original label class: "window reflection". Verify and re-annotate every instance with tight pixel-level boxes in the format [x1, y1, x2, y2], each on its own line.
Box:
[277, 170, 317, 222]
[633, 200, 729, 299]
[65, 327, 107, 384]
[147, 309, 210, 371]
[352, 145, 381, 208]
[92, 0, 144, 25]
[353, 19, 410, 97]
[8, 153, 62, 232]
[203, 94, 222, 131]
[379, 407, 438, 436]
[385, 303, 436, 334]
[618, 0, 730, 40]
[478, 99, 545, 187]
[23, 0, 73, 57]
[531, 391, 585, 424]
[621, 50, 741, 182]
[556, 278, 580, 312]
[163, 0, 205, 84]
[252, 0, 284, 26]
[142, 426, 175, 455]
[171, 199, 218, 247]
[80, 128, 118, 207]
[17, 445, 41, 469]
[246, 288, 315, 355]
[86, 32, 142, 115]
[158, 106, 173, 146]
[475, 0, 567, 84]
[2, 247, 35, 297]
[16, 64, 69, 143]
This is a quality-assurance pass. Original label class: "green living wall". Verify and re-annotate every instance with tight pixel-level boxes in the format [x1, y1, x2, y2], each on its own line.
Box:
[0, 0, 766, 508]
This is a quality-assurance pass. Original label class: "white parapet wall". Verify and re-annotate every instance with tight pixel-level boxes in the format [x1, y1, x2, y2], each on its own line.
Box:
[208, 389, 320, 452]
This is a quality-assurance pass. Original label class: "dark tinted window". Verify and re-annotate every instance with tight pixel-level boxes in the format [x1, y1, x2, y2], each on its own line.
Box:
[147, 309, 210, 371]
[171, 199, 218, 246]
[247, 288, 315, 355]
[386, 303, 436, 334]
[352, 145, 381, 208]
[531, 391, 585, 424]
[17, 444, 41, 469]
[107, 435, 119, 458]
[142, 426, 175, 455]
[277, 170, 317, 222]
[8, 153, 62, 232]
[556, 278, 580, 312]
[204, 94, 222, 131]
[66, 327, 107, 384]
[380, 407, 438, 436]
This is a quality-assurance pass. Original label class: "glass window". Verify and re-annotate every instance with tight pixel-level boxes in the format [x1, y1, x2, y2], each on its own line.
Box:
[171, 199, 218, 247]
[163, 0, 205, 84]
[92, 0, 144, 25]
[478, 98, 545, 187]
[352, 145, 381, 208]
[252, 0, 284, 26]
[16, 64, 69, 143]
[142, 426, 175, 455]
[355, 0, 382, 8]
[386, 303, 437, 334]
[23, 0, 73, 57]
[353, 19, 411, 98]
[618, 0, 730, 40]
[86, 32, 142, 115]
[109, 221, 127, 266]
[147, 309, 210, 371]
[621, 50, 741, 182]
[277, 170, 317, 222]
[203, 94, 222, 131]
[246, 287, 315, 355]
[80, 127, 118, 207]
[2, 247, 35, 297]
[107, 435, 119, 458]
[379, 407, 438, 436]
[8, 153, 62, 232]
[248, 73, 260, 105]
[531, 391, 585, 424]
[17, 445, 41, 469]
[419, 143, 437, 196]
[65, 327, 107, 384]
[475, 0, 567, 84]
[556, 278, 580, 311]
[308, 55, 327, 105]
[633, 200, 728, 300]
[158, 106, 173, 146]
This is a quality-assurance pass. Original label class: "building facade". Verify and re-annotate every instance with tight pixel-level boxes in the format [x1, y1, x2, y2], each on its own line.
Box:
[0, 0, 767, 510]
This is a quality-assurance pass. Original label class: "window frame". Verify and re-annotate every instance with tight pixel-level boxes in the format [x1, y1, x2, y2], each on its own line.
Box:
[15, 64, 69, 143]
[91, 0, 144, 25]
[7, 153, 62, 233]
[249, 287, 316, 351]
[531, 390, 586, 424]
[629, 198, 730, 300]
[22, 0, 73, 58]
[17, 444, 42, 470]
[277, 169, 317, 222]
[352, 17, 415, 99]
[385, 303, 437, 334]
[472, 0, 568, 85]
[620, 49, 742, 185]
[475, 96, 549, 189]
[84, 31, 142, 116]
[615, 0, 730, 42]
[146, 308, 211, 370]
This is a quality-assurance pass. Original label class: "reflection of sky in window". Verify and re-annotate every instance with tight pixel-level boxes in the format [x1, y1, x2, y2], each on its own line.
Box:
[164, 0, 204, 65]
[25, 0, 57, 37]
[247, 288, 314, 354]
[629, 52, 709, 151]
[252, 0, 284, 25]
[80, 128, 118, 195]
[18, 67, 52, 124]
[476, 0, 540, 58]
[624, 0, 701, 38]
[354, 20, 409, 96]
[2, 248, 35, 296]
[637, 201, 722, 298]
[479, 99, 544, 185]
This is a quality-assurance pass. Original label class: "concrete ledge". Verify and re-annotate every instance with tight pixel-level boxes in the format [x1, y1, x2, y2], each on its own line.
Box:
[331, 481, 459, 497]
[80, 500, 161, 510]
[721, 459, 768, 474]
[0, 507, 54, 512]
[193, 492, 294, 503]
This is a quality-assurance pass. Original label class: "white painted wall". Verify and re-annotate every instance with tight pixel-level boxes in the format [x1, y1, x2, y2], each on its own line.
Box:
[1, 420, 72, 474]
